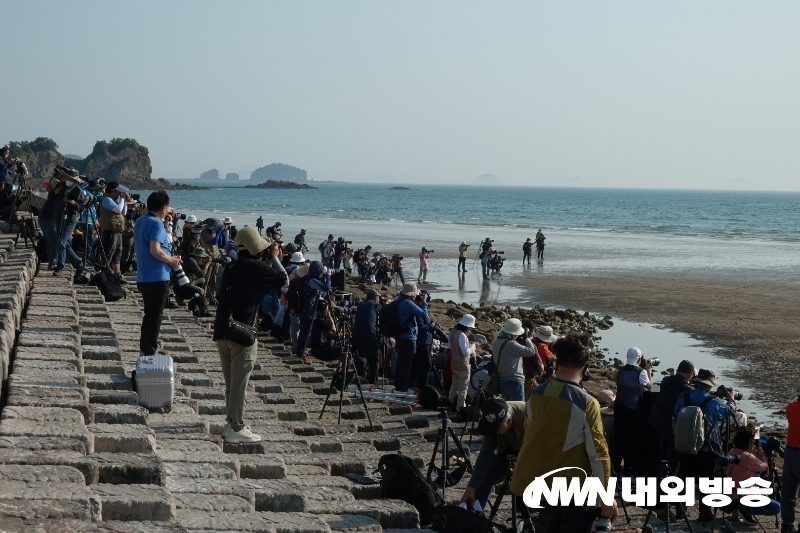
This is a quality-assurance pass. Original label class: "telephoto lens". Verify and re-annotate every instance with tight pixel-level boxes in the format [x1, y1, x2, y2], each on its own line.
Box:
[173, 264, 189, 286]
[649, 357, 660, 367]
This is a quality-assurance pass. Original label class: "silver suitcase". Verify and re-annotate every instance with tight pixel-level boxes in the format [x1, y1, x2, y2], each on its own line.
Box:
[135, 354, 174, 411]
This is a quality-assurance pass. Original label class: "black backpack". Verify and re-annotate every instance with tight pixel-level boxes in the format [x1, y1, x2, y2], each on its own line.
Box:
[378, 453, 443, 526]
[318, 241, 326, 252]
[286, 275, 307, 312]
[378, 299, 410, 338]
[93, 267, 125, 302]
[431, 505, 498, 533]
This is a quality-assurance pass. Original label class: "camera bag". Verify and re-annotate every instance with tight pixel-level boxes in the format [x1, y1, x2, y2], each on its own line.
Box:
[674, 391, 713, 455]
[378, 453, 443, 526]
[93, 267, 125, 302]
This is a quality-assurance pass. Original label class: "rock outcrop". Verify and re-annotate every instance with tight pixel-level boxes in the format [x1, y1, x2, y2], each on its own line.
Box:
[250, 164, 307, 183]
[199, 169, 220, 181]
[225, 173, 240, 181]
[243, 180, 317, 190]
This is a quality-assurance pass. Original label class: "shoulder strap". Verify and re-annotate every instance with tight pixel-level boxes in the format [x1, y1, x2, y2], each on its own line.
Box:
[494, 339, 511, 366]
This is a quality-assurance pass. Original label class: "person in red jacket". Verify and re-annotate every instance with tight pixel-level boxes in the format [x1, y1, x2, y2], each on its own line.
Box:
[781, 381, 800, 533]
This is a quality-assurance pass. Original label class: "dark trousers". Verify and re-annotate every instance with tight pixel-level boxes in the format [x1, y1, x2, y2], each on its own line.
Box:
[523, 251, 531, 263]
[457, 257, 466, 271]
[613, 404, 639, 475]
[538, 503, 597, 533]
[137, 281, 169, 355]
[475, 454, 510, 507]
[658, 430, 679, 474]
[677, 450, 716, 516]
[394, 339, 416, 392]
[354, 336, 379, 384]
[414, 340, 431, 388]
[295, 313, 313, 356]
[310, 344, 342, 362]
[782, 446, 800, 527]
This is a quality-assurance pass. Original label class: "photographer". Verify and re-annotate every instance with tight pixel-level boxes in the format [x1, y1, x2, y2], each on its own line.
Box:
[353, 289, 381, 384]
[479, 246, 493, 280]
[417, 247, 431, 283]
[491, 319, 542, 401]
[293, 261, 332, 363]
[394, 282, 430, 392]
[97, 181, 131, 283]
[448, 314, 477, 410]
[40, 167, 87, 275]
[334, 237, 348, 270]
[355, 247, 370, 283]
[0, 146, 19, 194]
[727, 425, 781, 524]
[213, 226, 286, 444]
[672, 368, 738, 522]
[460, 398, 527, 511]
[612, 347, 653, 476]
[79, 178, 106, 261]
[535, 229, 546, 259]
[458, 242, 469, 273]
[134, 191, 182, 356]
[391, 254, 404, 284]
[412, 290, 433, 388]
[171, 247, 209, 316]
[488, 249, 504, 274]
[322, 234, 335, 267]
[522, 238, 533, 265]
[266, 221, 282, 242]
[256, 216, 264, 235]
[648, 359, 694, 473]
[294, 228, 307, 251]
[309, 299, 343, 362]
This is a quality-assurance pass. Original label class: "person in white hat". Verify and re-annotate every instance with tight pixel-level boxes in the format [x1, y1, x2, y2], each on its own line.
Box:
[393, 282, 431, 392]
[182, 214, 198, 239]
[612, 347, 653, 476]
[458, 242, 470, 273]
[491, 318, 542, 401]
[449, 314, 477, 410]
[780, 381, 800, 531]
[531, 325, 557, 366]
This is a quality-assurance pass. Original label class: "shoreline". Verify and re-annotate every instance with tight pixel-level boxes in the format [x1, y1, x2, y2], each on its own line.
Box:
[508, 271, 800, 412]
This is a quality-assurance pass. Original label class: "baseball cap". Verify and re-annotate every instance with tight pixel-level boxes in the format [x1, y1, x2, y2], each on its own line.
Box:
[477, 397, 509, 436]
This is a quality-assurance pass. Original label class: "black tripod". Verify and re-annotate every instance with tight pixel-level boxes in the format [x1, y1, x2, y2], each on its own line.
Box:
[460, 375, 486, 446]
[426, 407, 474, 501]
[481, 455, 534, 533]
[642, 460, 695, 533]
[10, 172, 42, 247]
[319, 312, 374, 431]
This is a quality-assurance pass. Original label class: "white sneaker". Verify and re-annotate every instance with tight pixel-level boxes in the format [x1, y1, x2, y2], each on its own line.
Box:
[225, 426, 261, 443]
[221, 424, 232, 439]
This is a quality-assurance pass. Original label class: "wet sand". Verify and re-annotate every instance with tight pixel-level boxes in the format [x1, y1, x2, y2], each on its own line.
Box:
[510, 272, 800, 411]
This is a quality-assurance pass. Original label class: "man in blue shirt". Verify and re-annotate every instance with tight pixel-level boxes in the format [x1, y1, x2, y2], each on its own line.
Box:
[672, 368, 737, 522]
[134, 191, 181, 356]
[393, 282, 430, 392]
[79, 178, 106, 261]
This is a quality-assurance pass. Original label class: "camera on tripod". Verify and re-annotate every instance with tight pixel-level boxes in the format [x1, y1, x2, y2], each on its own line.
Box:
[714, 384, 743, 401]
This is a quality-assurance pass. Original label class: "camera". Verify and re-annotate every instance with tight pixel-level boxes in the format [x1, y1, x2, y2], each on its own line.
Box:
[172, 264, 190, 286]
[763, 436, 785, 459]
[175, 213, 187, 220]
[130, 193, 141, 201]
[495, 250, 505, 255]
[344, 240, 353, 245]
[714, 385, 743, 401]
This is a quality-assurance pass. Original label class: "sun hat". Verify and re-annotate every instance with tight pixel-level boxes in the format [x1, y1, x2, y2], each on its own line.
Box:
[461, 241, 467, 245]
[677, 360, 695, 374]
[458, 314, 476, 328]
[526, 237, 531, 241]
[534, 325, 557, 343]
[501, 318, 524, 336]
[477, 397, 509, 436]
[626, 347, 642, 365]
[290, 252, 305, 264]
[308, 261, 325, 279]
[693, 368, 719, 388]
[203, 218, 223, 230]
[106, 181, 127, 193]
[401, 282, 420, 297]
[223, 217, 234, 224]
[191, 224, 204, 234]
[87, 178, 106, 191]
[235, 226, 269, 255]
[792, 381, 800, 397]
[186, 215, 197, 223]
[190, 247, 209, 258]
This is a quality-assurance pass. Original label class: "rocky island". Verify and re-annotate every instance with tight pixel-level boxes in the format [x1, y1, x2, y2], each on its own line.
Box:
[244, 180, 317, 190]
[389, 186, 411, 190]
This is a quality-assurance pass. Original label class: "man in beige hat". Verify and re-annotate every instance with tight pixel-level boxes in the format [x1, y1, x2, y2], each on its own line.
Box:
[213, 226, 286, 444]
[491, 318, 542, 401]
[781, 381, 800, 532]
[393, 282, 430, 392]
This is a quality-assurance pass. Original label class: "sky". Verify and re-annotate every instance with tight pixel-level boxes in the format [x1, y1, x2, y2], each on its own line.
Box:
[2, 2, 799, 190]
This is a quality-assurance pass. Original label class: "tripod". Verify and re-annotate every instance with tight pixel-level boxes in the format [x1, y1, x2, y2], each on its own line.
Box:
[460, 375, 486, 446]
[426, 407, 474, 501]
[642, 460, 695, 533]
[9, 173, 42, 247]
[481, 455, 535, 533]
[319, 313, 374, 431]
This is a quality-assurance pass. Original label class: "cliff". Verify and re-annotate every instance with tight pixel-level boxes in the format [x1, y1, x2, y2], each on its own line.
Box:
[7, 137, 172, 190]
[250, 163, 307, 183]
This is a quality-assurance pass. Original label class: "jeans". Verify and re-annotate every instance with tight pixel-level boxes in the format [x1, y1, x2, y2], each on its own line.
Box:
[358, 263, 370, 282]
[38, 217, 58, 267]
[782, 446, 800, 527]
[217, 338, 257, 432]
[56, 220, 82, 269]
[499, 378, 524, 401]
[137, 281, 170, 355]
[739, 498, 780, 520]
[394, 268, 405, 284]
[481, 260, 489, 279]
[82, 222, 96, 260]
[458, 257, 466, 271]
[393, 338, 416, 392]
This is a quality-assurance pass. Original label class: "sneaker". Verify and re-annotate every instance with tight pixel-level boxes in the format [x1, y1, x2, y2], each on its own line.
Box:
[225, 426, 261, 443]
[221, 424, 232, 439]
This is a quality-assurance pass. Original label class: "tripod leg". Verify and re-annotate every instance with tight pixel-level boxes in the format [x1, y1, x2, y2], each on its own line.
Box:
[482, 474, 511, 533]
[441, 425, 448, 501]
[349, 359, 374, 431]
[319, 357, 346, 419]
[426, 431, 441, 482]
[337, 353, 349, 425]
[447, 427, 474, 473]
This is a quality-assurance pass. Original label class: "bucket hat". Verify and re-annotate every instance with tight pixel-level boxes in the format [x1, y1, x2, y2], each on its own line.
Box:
[401, 282, 419, 297]
[190, 247, 209, 258]
[501, 318, 524, 336]
[223, 217, 234, 224]
[693, 368, 719, 388]
[534, 325, 557, 343]
[458, 314, 476, 328]
[186, 215, 197, 223]
[235, 226, 269, 255]
[290, 252, 306, 264]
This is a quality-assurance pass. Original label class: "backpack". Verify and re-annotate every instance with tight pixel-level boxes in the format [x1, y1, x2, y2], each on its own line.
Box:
[431, 505, 498, 533]
[93, 267, 125, 302]
[318, 241, 326, 252]
[674, 391, 714, 455]
[379, 299, 410, 338]
[286, 275, 307, 313]
[378, 453, 443, 526]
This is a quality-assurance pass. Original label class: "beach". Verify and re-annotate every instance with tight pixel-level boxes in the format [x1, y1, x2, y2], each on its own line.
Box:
[512, 271, 800, 411]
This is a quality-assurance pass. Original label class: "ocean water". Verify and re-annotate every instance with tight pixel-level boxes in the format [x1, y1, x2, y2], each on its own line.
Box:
[162, 184, 800, 281]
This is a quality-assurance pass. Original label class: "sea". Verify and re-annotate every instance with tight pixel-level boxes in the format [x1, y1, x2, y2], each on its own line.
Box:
[158, 183, 799, 423]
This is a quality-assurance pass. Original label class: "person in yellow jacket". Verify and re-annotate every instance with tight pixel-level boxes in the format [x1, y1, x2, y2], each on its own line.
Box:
[510, 332, 617, 533]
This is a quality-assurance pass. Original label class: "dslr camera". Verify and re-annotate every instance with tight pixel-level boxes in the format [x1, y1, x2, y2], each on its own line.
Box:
[714, 385, 743, 401]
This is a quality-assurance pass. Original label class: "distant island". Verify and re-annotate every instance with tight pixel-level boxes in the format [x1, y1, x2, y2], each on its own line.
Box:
[389, 186, 412, 190]
[168, 182, 210, 191]
[473, 173, 503, 186]
[244, 180, 317, 190]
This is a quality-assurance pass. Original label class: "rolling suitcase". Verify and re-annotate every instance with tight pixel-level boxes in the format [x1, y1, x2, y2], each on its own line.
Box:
[135, 354, 174, 412]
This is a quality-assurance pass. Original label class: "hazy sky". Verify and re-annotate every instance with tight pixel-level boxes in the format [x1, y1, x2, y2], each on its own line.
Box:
[3, 2, 799, 189]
